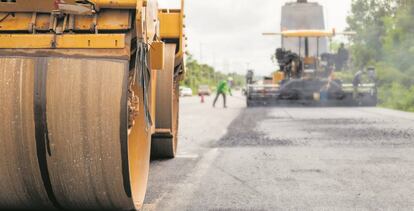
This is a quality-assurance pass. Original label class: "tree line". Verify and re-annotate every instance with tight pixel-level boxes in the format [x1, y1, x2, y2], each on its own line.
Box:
[347, 0, 414, 111]
[181, 54, 245, 92]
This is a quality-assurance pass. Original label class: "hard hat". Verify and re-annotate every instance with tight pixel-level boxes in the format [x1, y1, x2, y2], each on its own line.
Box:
[228, 77, 234, 81]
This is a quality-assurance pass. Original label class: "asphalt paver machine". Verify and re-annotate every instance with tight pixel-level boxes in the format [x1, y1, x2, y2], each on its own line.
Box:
[246, 0, 377, 107]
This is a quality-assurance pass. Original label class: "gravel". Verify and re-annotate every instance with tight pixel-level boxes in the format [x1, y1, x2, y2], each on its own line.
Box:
[214, 108, 293, 147]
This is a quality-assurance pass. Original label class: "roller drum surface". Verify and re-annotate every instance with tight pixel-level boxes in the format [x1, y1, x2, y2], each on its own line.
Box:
[0, 57, 151, 210]
[0, 57, 57, 210]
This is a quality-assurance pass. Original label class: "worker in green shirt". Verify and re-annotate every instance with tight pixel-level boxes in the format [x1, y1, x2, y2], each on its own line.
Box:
[213, 78, 233, 108]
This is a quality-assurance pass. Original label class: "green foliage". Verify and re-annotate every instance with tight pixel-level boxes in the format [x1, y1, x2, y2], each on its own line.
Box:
[379, 83, 414, 112]
[347, 0, 414, 111]
[375, 62, 408, 86]
[347, 0, 397, 68]
[181, 54, 245, 92]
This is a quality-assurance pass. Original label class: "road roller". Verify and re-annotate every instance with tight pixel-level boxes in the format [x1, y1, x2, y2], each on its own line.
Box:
[0, 0, 185, 210]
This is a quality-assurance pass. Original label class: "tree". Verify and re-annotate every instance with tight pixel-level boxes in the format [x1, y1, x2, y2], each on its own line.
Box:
[347, 0, 414, 111]
[182, 54, 245, 92]
[346, 0, 398, 68]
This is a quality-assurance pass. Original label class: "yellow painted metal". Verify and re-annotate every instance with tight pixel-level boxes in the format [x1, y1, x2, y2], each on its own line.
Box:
[273, 71, 285, 84]
[0, 13, 32, 31]
[0, 10, 131, 32]
[158, 0, 185, 72]
[34, 14, 51, 31]
[73, 10, 131, 31]
[56, 34, 125, 49]
[0, 0, 62, 12]
[150, 41, 165, 70]
[0, 0, 160, 46]
[95, 10, 131, 30]
[159, 0, 185, 50]
[264, 29, 356, 37]
[0, 34, 125, 49]
[91, 0, 137, 9]
[263, 30, 335, 37]
[0, 13, 51, 32]
[159, 12, 181, 38]
[0, 34, 54, 49]
[282, 30, 335, 37]
[0, 0, 136, 12]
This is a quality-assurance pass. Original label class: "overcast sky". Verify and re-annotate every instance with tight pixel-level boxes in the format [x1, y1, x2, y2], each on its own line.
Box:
[159, 0, 352, 75]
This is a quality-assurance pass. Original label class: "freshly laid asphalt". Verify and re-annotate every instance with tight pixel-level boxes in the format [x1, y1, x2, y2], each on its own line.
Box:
[143, 93, 414, 211]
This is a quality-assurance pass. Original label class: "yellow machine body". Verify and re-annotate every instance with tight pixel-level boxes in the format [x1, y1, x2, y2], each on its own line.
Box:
[158, 0, 186, 76]
[0, 0, 161, 45]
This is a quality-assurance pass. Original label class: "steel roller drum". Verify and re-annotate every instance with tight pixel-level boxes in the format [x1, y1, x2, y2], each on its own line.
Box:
[0, 57, 150, 210]
[152, 45, 180, 159]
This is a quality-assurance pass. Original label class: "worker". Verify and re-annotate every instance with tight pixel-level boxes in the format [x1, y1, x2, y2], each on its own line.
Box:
[320, 73, 335, 104]
[353, 70, 364, 100]
[336, 43, 349, 70]
[213, 78, 233, 108]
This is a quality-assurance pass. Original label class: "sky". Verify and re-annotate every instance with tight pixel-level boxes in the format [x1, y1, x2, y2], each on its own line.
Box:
[159, 0, 352, 75]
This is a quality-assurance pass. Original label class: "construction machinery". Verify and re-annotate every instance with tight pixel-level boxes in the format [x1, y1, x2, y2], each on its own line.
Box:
[247, 0, 377, 107]
[0, 0, 185, 210]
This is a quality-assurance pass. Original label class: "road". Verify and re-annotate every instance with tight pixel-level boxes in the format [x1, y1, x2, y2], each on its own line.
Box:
[143, 93, 414, 211]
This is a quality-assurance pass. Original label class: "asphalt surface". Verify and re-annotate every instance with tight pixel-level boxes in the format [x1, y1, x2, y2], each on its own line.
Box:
[143, 93, 414, 211]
